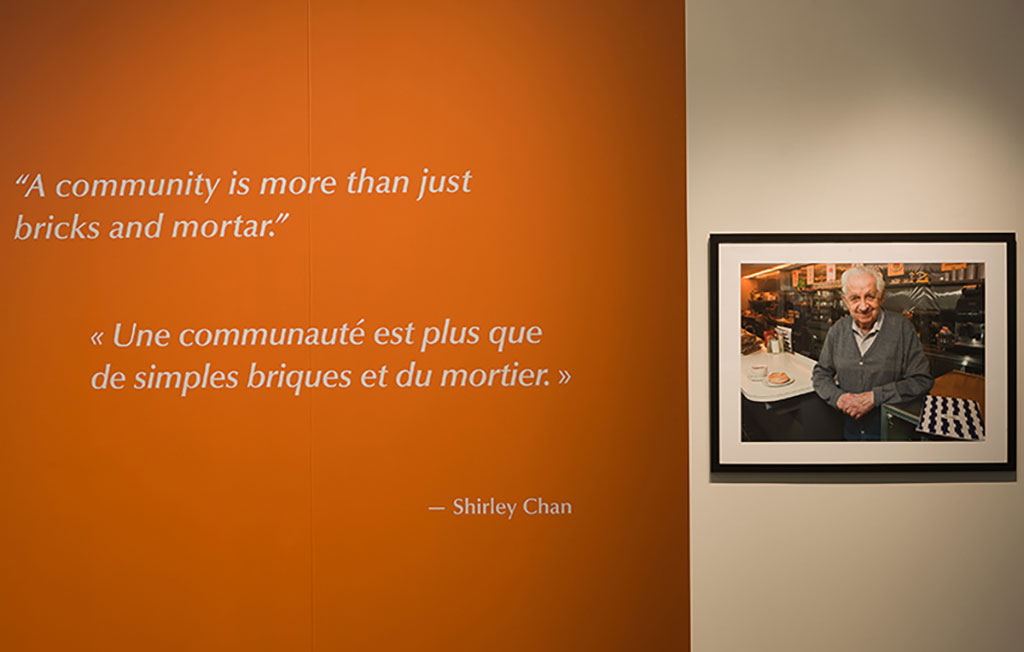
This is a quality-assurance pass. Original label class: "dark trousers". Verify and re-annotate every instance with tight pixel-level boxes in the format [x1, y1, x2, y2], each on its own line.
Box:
[842, 408, 882, 441]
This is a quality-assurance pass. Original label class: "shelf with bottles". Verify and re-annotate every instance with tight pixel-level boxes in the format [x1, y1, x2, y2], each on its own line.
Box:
[883, 279, 984, 289]
[782, 279, 982, 292]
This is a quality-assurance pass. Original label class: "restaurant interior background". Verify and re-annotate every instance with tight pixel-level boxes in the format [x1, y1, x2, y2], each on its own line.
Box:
[688, 1, 1023, 651]
[740, 261, 986, 441]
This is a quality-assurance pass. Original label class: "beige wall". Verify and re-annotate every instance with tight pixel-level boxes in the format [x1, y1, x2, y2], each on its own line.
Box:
[687, 2, 1024, 651]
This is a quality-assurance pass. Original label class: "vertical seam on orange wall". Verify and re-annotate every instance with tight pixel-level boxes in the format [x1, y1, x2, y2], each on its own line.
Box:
[306, 0, 316, 650]
[682, 9, 690, 651]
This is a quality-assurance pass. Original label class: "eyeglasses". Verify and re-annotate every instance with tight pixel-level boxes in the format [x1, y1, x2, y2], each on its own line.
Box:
[845, 292, 879, 303]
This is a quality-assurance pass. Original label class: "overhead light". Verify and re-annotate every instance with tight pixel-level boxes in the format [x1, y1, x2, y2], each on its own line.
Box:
[743, 264, 791, 279]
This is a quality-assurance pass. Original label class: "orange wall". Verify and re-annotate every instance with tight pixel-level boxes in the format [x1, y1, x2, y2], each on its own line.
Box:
[0, 2, 688, 650]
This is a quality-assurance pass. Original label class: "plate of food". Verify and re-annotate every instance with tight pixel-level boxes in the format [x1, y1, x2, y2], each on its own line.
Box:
[766, 371, 793, 387]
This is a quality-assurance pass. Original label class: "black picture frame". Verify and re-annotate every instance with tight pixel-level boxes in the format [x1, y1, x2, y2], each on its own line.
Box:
[710, 232, 1016, 472]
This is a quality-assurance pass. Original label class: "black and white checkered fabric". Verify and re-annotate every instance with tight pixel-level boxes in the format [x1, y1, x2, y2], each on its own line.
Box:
[915, 395, 985, 440]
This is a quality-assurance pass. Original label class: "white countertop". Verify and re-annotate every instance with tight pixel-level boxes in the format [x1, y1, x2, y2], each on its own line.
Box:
[740, 349, 817, 402]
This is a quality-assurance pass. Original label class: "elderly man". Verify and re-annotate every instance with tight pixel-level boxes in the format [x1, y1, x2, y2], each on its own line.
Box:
[811, 266, 933, 440]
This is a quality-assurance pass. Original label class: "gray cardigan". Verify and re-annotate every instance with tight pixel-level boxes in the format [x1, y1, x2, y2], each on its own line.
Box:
[812, 311, 934, 408]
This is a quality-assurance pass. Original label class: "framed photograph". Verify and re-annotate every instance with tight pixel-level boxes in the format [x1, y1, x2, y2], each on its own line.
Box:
[710, 233, 1016, 472]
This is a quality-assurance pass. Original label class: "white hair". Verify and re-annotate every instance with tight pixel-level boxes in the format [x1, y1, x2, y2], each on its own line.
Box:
[841, 265, 885, 296]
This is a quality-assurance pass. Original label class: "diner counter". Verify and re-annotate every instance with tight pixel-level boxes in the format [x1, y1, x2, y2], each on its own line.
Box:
[881, 370, 986, 440]
[741, 349, 817, 402]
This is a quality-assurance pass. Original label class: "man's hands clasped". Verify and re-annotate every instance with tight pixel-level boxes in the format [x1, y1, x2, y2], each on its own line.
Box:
[837, 391, 875, 420]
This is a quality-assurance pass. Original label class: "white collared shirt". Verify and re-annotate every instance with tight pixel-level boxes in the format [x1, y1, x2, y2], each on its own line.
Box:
[851, 310, 884, 355]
